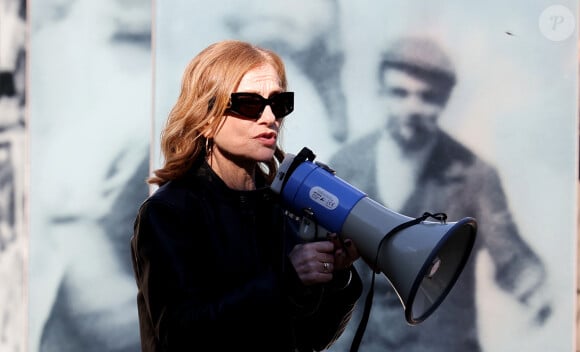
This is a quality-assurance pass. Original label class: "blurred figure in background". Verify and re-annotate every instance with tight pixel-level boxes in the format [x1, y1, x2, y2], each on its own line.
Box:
[224, 0, 348, 144]
[328, 36, 551, 352]
[30, 0, 151, 351]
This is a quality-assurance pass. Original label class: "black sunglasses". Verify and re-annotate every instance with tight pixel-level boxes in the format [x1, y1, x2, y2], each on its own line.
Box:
[226, 92, 294, 119]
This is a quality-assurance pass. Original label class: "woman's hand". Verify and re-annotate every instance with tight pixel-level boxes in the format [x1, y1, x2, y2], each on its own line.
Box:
[289, 234, 360, 286]
[289, 241, 334, 286]
[327, 233, 359, 271]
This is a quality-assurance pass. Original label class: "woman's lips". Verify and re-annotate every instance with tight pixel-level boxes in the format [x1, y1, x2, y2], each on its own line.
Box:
[255, 132, 277, 146]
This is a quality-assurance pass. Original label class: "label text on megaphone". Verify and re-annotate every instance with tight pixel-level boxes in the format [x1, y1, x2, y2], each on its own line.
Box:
[309, 186, 339, 210]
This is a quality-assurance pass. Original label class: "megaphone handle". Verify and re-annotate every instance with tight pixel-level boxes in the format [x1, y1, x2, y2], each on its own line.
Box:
[349, 212, 448, 351]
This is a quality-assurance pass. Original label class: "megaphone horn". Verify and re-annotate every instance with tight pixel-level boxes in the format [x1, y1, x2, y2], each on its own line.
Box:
[270, 147, 477, 325]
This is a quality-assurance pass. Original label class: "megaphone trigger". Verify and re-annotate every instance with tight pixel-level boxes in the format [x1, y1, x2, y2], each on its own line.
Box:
[297, 208, 333, 242]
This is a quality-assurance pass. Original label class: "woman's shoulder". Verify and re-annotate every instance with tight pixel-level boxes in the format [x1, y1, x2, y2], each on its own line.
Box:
[144, 172, 208, 210]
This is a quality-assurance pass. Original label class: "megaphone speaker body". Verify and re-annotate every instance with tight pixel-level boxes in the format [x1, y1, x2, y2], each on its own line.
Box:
[271, 148, 477, 324]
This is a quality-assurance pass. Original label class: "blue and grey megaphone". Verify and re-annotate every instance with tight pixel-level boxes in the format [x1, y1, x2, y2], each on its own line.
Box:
[271, 147, 477, 325]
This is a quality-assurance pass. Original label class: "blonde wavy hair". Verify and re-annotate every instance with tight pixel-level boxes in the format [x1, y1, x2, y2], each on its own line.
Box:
[148, 40, 288, 186]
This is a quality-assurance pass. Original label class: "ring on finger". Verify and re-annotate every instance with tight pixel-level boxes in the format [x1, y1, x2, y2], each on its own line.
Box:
[322, 262, 330, 273]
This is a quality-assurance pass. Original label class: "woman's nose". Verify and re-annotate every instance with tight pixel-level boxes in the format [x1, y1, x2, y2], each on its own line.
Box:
[259, 106, 277, 124]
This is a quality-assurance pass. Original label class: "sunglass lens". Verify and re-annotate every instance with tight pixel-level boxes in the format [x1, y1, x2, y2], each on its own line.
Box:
[233, 95, 264, 118]
[271, 92, 294, 118]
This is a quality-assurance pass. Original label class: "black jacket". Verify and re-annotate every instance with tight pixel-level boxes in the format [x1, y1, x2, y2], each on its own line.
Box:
[130, 160, 362, 351]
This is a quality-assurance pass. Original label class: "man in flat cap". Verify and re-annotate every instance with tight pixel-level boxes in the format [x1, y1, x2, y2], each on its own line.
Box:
[328, 36, 551, 352]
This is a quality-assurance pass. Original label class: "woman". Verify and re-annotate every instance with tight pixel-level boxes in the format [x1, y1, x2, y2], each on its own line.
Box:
[130, 40, 363, 351]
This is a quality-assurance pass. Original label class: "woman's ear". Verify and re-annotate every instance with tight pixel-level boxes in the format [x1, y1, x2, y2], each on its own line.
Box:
[201, 118, 215, 138]
[204, 114, 228, 138]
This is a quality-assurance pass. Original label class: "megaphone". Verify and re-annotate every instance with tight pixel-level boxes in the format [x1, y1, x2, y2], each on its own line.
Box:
[271, 147, 477, 325]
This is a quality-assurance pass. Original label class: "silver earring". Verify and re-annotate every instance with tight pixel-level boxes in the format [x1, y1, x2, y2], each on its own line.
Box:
[205, 138, 212, 156]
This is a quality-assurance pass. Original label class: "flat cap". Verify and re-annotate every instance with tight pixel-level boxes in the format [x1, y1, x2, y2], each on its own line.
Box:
[379, 36, 456, 85]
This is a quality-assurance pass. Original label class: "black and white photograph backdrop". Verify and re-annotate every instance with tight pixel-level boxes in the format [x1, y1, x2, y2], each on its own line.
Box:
[29, 0, 151, 351]
[16, 0, 578, 351]
[0, 0, 26, 351]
